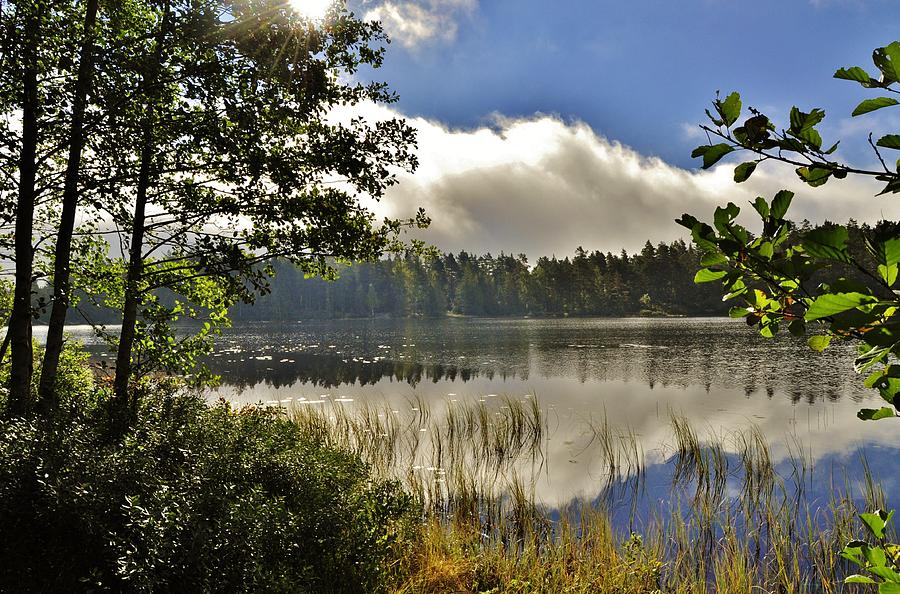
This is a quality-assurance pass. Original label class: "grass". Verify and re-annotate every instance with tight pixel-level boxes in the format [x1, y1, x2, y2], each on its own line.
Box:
[288, 397, 885, 593]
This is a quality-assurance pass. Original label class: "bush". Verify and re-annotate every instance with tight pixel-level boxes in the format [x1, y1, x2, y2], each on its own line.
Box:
[0, 379, 415, 592]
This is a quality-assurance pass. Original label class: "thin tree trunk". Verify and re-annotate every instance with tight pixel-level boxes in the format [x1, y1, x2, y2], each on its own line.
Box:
[0, 313, 12, 365]
[112, 1, 169, 427]
[7, 11, 40, 416]
[39, 0, 100, 410]
[112, 125, 153, 423]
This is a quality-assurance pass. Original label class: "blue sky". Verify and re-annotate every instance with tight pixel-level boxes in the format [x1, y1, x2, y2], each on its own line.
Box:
[338, 0, 900, 256]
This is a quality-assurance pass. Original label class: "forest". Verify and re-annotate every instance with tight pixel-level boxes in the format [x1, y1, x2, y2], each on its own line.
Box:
[214, 219, 900, 320]
[229, 240, 726, 319]
[58, 218, 899, 324]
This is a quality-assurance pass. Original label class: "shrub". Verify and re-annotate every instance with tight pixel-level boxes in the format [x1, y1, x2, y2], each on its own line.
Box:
[0, 380, 415, 592]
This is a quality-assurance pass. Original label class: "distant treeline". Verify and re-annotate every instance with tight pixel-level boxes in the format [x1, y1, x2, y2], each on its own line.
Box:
[230, 239, 728, 320]
[60, 219, 898, 325]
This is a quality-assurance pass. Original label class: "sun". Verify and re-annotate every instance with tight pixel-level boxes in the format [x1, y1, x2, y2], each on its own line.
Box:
[290, 0, 333, 20]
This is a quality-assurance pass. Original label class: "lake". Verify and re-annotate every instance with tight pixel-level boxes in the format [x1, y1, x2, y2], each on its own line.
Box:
[53, 316, 900, 513]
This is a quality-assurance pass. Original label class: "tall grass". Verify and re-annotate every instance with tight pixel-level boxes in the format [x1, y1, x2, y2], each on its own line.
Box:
[288, 398, 879, 593]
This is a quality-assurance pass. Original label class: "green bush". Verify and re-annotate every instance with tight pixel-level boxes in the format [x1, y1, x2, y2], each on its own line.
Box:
[0, 379, 415, 592]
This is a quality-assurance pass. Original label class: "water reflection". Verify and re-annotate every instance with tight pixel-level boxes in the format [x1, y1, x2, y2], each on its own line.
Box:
[212, 351, 530, 389]
[44, 318, 900, 507]
[207, 317, 864, 405]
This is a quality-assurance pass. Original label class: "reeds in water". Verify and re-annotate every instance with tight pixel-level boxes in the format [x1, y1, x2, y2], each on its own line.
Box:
[287, 397, 884, 593]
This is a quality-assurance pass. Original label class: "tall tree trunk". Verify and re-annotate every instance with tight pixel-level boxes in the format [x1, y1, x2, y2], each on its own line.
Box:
[7, 11, 40, 416]
[39, 0, 100, 410]
[112, 0, 169, 427]
[112, 125, 153, 424]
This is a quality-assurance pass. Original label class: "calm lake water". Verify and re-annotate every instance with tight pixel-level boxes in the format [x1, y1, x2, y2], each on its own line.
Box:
[51, 317, 900, 511]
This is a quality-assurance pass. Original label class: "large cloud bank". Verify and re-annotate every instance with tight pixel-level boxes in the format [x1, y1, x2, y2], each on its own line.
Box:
[336, 103, 900, 258]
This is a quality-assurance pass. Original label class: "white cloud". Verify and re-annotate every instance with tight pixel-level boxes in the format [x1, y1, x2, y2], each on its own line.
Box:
[360, 0, 476, 48]
[334, 102, 900, 258]
[679, 121, 706, 141]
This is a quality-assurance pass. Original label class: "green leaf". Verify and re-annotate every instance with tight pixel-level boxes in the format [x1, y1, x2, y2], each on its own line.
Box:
[692, 143, 734, 169]
[874, 42, 900, 84]
[845, 574, 877, 584]
[720, 92, 741, 127]
[877, 135, 900, 150]
[705, 105, 725, 126]
[805, 292, 877, 321]
[796, 166, 832, 187]
[797, 127, 823, 150]
[779, 138, 807, 153]
[858, 407, 897, 421]
[844, 540, 866, 562]
[694, 268, 728, 283]
[857, 346, 890, 374]
[729, 307, 750, 318]
[759, 317, 779, 338]
[713, 202, 740, 233]
[861, 510, 894, 539]
[880, 263, 899, 287]
[869, 235, 900, 267]
[834, 66, 876, 85]
[675, 214, 699, 231]
[877, 377, 900, 405]
[691, 225, 719, 253]
[790, 106, 826, 132]
[770, 190, 794, 220]
[871, 566, 900, 583]
[751, 196, 769, 218]
[801, 225, 851, 263]
[852, 97, 900, 117]
[733, 161, 757, 183]
[758, 241, 774, 259]
[879, 582, 900, 594]
[866, 369, 887, 389]
[788, 319, 805, 337]
[878, 178, 900, 196]
[808, 335, 832, 352]
[700, 252, 728, 266]
[789, 107, 826, 150]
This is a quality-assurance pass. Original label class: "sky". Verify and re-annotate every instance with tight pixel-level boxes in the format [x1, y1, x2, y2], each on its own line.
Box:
[331, 0, 900, 257]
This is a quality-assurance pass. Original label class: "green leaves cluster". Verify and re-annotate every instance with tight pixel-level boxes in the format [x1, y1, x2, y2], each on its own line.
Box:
[842, 510, 900, 592]
[691, 41, 900, 195]
[679, 192, 900, 419]
[682, 40, 900, 421]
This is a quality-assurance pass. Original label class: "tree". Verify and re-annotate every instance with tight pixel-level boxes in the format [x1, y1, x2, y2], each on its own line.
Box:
[678, 41, 900, 422]
[38, 0, 99, 410]
[1, 1, 88, 415]
[1, 0, 424, 422]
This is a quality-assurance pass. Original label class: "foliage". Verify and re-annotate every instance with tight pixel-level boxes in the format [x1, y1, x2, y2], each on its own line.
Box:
[0, 374, 415, 592]
[842, 510, 900, 592]
[678, 40, 900, 420]
[0, 0, 426, 417]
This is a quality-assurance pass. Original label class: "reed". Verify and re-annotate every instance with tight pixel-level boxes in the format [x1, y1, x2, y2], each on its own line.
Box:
[286, 397, 883, 593]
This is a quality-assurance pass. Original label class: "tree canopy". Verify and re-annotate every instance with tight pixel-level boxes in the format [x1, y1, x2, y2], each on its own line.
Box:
[0, 0, 424, 424]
